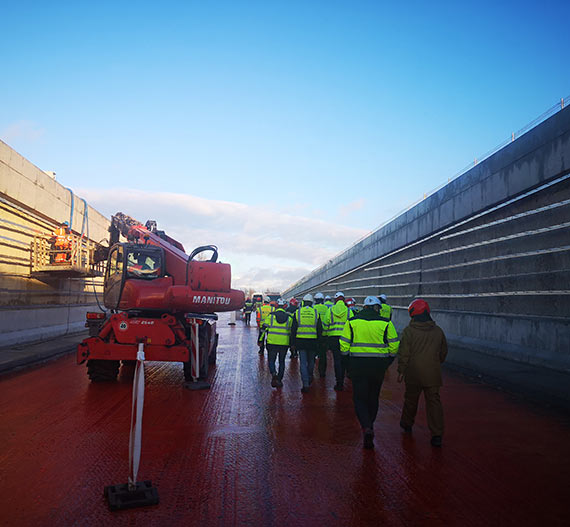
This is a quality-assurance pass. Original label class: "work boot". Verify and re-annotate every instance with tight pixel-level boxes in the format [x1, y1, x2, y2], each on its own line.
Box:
[363, 428, 374, 449]
[430, 435, 443, 447]
[334, 383, 344, 391]
[400, 421, 412, 434]
[276, 379, 283, 388]
[301, 386, 310, 394]
[258, 346, 264, 355]
[271, 376, 278, 388]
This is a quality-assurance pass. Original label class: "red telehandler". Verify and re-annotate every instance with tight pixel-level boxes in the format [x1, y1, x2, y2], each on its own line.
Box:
[77, 212, 244, 383]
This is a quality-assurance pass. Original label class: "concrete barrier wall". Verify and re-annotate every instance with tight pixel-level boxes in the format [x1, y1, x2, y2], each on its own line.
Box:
[284, 107, 570, 373]
[0, 140, 109, 347]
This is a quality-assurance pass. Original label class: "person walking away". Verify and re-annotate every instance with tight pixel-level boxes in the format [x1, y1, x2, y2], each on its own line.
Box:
[243, 298, 254, 325]
[286, 298, 299, 358]
[324, 295, 333, 308]
[379, 294, 393, 320]
[340, 296, 400, 449]
[262, 299, 292, 388]
[290, 294, 323, 393]
[397, 299, 447, 447]
[313, 292, 329, 378]
[256, 298, 274, 354]
[323, 292, 350, 391]
[346, 297, 358, 319]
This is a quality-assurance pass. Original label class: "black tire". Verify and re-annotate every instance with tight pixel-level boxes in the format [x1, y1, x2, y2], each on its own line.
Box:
[87, 359, 120, 382]
[208, 333, 219, 365]
[183, 328, 210, 381]
[199, 336, 209, 379]
[183, 359, 193, 382]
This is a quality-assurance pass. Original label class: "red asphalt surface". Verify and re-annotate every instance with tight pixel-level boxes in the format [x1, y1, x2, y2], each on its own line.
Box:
[1, 313, 569, 526]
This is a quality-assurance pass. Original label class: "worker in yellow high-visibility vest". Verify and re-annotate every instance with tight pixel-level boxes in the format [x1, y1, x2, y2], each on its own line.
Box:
[379, 294, 392, 320]
[256, 298, 274, 355]
[323, 291, 349, 391]
[313, 292, 329, 378]
[340, 295, 400, 449]
[261, 298, 292, 388]
[290, 293, 323, 393]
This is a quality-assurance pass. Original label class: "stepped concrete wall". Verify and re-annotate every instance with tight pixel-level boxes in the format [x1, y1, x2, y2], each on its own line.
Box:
[0, 140, 109, 347]
[284, 107, 570, 376]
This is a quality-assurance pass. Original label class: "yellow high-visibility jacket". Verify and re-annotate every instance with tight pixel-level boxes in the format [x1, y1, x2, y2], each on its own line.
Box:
[339, 309, 399, 357]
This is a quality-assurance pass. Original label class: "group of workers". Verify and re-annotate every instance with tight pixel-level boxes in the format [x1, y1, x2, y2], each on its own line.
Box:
[245, 292, 448, 449]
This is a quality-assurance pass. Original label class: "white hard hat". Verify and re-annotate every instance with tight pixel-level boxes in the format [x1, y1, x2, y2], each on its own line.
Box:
[303, 293, 314, 303]
[314, 292, 325, 300]
[325, 295, 331, 300]
[364, 295, 382, 306]
[277, 298, 286, 306]
[334, 291, 345, 299]
[379, 294, 387, 303]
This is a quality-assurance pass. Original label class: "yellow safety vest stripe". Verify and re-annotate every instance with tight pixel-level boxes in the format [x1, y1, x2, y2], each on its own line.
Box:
[295, 307, 318, 339]
[339, 317, 399, 357]
[314, 304, 329, 336]
[326, 302, 348, 337]
[265, 310, 292, 346]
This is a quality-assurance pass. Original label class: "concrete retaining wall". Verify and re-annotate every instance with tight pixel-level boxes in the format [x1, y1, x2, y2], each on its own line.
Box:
[284, 107, 570, 375]
[0, 140, 109, 347]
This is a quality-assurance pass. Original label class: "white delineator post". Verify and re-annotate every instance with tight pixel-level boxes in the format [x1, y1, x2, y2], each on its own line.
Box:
[128, 343, 146, 491]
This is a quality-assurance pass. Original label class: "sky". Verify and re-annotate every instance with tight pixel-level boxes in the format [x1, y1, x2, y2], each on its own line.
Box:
[1, 0, 569, 293]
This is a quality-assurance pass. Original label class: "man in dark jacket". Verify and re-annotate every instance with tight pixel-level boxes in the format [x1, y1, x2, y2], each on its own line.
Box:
[397, 299, 448, 447]
[243, 298, 253, 325]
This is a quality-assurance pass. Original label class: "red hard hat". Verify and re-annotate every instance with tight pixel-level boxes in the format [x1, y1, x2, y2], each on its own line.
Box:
[346, 298, 355, 307]
[408, 299, 430, 317]
[289, 298, 298, 306]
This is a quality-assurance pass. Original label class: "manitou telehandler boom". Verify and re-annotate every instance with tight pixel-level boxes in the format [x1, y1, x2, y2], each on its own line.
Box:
[77, 212, 245, 382]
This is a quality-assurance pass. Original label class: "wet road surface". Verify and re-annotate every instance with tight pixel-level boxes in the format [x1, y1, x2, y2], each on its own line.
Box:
[1, 313, 569, 526]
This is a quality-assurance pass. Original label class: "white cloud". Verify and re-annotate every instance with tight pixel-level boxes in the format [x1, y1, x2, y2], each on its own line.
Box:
[233, 265, 311, 292]
[77, 187, 367, 292]
[339, 198, 366, 218]
[1, 121, 45, 144]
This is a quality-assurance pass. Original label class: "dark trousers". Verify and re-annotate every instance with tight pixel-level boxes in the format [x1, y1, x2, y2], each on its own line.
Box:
[258, 328, 265, 351]
[244, 312, 251, 324]
[329, 336, 347, 385]
[315, 342, 327, 376]
[401, 384, 444, 436]
[266, 344, 288, 380]
[351, 357, 393, 430]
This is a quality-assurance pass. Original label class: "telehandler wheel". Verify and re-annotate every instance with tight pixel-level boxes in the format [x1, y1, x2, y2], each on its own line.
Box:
[208, 333, 219, 365]
[87, 359, 120, 382]
[183, 334, 210, 381]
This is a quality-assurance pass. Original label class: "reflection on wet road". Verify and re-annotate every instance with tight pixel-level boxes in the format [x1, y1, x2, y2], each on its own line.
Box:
[1, 313, 568, 526]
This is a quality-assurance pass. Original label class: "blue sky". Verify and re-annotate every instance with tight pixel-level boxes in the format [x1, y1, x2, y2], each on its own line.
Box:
[2, 1, 569, 291]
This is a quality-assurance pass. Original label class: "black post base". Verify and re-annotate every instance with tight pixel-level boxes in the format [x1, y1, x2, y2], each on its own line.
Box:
[104, 480, 159, 511]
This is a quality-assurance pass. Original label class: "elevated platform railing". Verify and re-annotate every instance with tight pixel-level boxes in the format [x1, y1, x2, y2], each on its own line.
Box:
[31, 234, 105, 278]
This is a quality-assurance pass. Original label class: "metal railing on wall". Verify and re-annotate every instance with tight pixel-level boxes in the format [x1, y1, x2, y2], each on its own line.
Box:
[285, 95, 570, 295]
